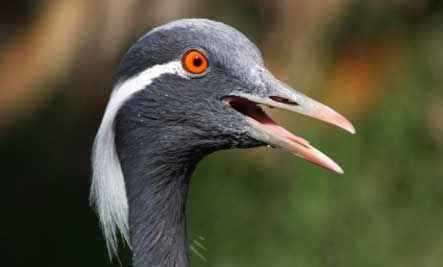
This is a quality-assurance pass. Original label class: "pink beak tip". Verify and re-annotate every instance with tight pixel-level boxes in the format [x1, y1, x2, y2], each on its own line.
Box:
[335, 165, 344, 175]
[344, 121, 356, 135]
[330, 112, 356, 135]
[324, 158, 344, 174]
[331, 112, 356, 135]
[312, 104, 356, 135]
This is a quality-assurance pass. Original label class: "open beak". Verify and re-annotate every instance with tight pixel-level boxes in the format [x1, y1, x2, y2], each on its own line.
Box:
[224, 72, 355, 174]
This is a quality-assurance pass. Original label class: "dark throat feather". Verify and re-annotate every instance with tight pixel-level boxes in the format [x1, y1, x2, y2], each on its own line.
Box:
[115, 99, 206, 267]
[117, 133, 200, 267]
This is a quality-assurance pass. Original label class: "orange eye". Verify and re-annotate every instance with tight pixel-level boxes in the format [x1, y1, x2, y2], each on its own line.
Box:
[182, 50, 208, 74]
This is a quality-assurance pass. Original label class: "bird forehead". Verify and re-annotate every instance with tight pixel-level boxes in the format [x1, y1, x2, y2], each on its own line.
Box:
[150, 19, 263, 63]
[118, 19, 265, 87]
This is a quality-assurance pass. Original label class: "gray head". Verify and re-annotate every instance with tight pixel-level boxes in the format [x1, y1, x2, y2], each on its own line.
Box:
[90, 18, 355, 261]
[115, 19, 268, 152]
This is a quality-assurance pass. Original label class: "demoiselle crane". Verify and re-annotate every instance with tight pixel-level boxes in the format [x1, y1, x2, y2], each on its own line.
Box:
[91, 19, 355, 267]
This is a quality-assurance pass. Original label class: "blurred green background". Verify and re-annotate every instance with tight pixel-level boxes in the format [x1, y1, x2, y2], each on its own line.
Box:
[1, 0, 442, 266]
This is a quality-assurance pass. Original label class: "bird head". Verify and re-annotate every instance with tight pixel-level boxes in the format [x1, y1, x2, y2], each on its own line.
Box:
[113, 19, 354, 173]
[92, 18, 356, 259]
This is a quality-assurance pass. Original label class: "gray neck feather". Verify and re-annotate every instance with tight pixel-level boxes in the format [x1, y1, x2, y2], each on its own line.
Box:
[128, 157, 194, 267]
[115, 119, 203, 267]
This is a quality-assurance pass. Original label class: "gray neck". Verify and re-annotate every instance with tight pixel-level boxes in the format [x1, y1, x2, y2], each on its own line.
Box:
[119, 145, 199, 267]
[115, 121, 203, 267]
[132, 159, 194, 267]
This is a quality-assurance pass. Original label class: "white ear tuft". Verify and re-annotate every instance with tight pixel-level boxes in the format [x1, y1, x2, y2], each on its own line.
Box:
[90, 60, 186, 259]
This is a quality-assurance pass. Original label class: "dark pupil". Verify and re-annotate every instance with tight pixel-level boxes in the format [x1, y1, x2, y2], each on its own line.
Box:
[193, 56, 202, 67]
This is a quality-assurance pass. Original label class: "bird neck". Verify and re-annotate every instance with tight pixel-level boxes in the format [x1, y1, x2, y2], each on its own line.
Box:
[116, 128, 202, 267]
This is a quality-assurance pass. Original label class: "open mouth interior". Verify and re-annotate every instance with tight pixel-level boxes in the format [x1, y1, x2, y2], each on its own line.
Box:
[223, 95, 349, 174]
[224, 96, 310, 148]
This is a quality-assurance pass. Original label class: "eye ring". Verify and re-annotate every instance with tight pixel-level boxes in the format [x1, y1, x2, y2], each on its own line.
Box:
[182, 49, 208, 75]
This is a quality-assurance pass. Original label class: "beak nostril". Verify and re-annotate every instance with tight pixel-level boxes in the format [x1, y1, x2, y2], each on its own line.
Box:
[270, 96, 299, 106]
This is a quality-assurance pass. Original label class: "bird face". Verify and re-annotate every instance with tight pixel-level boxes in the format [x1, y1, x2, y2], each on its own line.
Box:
[115, 19, 355, 173]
